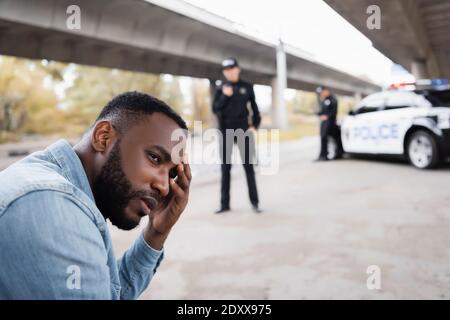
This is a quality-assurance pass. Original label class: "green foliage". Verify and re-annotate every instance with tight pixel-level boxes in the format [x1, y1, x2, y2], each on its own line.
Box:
[287, 90, 319, 115]
[0, 56, 188, 142]
[0, 57, 62, 136]
[0, 55, 356, 144]
[287, 89, 356, 120]
[190, 79, 212, 127]
[62, 65, 166, 136]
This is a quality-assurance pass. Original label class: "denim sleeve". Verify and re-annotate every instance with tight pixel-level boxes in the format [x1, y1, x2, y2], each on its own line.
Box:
[117, 232, 164, 300]
[0, 190, 112, 299]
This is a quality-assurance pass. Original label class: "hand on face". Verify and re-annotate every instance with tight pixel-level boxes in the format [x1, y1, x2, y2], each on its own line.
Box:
[145, 156, 192, 239]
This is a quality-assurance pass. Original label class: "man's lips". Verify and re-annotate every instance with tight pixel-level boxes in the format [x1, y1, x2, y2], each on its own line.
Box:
[140, 196, 158, 215]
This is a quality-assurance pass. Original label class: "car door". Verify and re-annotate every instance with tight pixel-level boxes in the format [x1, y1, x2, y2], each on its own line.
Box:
[341, 93, 386, 154]
[368, 92, 417, 154]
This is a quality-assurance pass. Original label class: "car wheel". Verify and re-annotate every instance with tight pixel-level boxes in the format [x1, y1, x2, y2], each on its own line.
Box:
[407, 130, 440, 169]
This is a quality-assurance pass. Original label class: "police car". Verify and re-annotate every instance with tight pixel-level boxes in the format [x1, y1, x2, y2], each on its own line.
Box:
[337, 79, 450, 169]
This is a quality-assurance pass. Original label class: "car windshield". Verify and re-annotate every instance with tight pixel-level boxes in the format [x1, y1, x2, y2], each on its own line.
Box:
[416, 89, 450, 107]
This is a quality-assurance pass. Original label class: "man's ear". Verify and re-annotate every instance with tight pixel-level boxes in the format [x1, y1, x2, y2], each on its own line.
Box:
[91, 121, 118, 153]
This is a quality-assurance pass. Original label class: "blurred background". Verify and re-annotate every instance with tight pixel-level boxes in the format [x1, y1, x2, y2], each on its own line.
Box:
[0, 0, 416, 147]
[1, 0, 450, 299]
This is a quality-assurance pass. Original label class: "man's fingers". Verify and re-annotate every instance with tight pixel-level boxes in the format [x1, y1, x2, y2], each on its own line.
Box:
[170, 178, 185, 199]
[177, 163, 190, 190]
[184, 162, 192, 181]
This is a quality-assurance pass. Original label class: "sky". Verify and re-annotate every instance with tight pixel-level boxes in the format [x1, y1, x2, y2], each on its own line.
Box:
[182, 0, 413, 86]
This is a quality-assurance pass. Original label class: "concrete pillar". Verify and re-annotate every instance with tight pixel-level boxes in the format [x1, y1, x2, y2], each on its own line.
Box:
[271, 40, 289, 130]
[271, 78, 278, 128]
[411, 60, 429, 80]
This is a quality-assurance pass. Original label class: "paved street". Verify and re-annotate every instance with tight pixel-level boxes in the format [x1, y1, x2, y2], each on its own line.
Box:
[107, 137, 450, 299]
[2, 136, 449, 299]
[2, 0, 449, 302]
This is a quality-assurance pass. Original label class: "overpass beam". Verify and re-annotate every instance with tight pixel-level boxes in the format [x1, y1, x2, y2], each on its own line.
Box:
[271, 40, 289, 130]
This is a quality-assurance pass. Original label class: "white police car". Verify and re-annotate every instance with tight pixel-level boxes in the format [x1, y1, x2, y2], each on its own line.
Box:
[339, 80, 450, 169]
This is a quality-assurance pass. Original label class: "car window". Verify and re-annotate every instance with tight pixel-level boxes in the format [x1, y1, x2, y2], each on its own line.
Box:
[355, 93, 385, 114]
[384, 105, 410, 110]
[356, 106, 379, 114]
[416, 89, 450, 107]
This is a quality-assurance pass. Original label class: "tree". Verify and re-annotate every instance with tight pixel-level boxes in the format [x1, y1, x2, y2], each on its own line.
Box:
[0, 55, 194, 142]
[191, 79, 211, 127]
[62, 65, 165, 135]
[0, 56, 62, 140]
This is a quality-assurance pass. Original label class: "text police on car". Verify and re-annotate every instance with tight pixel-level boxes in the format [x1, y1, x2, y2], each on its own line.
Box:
[338, 79, 450, 169]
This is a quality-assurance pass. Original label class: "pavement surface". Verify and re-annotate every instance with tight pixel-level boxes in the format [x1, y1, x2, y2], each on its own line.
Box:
[110, 137, 450, 300]
[2, 136, 450, 299]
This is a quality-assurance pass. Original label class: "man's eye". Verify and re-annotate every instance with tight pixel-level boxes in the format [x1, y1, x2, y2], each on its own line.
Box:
[147, 152, 161, 164]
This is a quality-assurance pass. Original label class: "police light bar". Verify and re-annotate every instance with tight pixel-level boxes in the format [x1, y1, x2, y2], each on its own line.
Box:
[389, 82, 415, 89]
[416, 79, 448, 85]
[433, 79, 449, 86]
[389, 79, 449, 90]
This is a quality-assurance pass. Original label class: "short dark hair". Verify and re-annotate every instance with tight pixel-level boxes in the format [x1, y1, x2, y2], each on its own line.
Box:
[316, 86, 330, 94]
[95, 91, 187, 133]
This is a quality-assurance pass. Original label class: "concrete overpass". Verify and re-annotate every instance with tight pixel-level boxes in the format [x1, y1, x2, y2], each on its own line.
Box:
[325, 0, 450, 80]
[0, 0, 380, 128]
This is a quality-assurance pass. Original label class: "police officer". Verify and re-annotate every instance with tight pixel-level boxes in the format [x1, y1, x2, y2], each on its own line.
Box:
[316, 86, 343, 161]
[212, 57, 262, 214]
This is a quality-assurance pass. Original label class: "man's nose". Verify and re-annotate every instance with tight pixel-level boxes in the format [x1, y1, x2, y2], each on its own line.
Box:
[152, 169, 170, 198]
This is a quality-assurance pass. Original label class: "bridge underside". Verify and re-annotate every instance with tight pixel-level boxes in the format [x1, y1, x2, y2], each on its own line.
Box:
[325, 0, 450, 80]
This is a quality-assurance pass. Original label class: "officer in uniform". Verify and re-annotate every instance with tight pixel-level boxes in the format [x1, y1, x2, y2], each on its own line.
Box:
[212, 57, 262, 214]
[316, 86, 343, 161]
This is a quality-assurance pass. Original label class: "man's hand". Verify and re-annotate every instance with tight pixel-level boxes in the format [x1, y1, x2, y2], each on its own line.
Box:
[319, 115, 329, 121]
[222, 85, 233, 97]
[144, 159, 192, 250]
[248, 125, 257, 133]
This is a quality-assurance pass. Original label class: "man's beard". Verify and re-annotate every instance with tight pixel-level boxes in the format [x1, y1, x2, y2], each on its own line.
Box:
[93, 141, 155, 230]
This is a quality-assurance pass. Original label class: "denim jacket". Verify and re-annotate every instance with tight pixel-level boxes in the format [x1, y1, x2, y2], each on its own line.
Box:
[0, 140, 164, 299]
